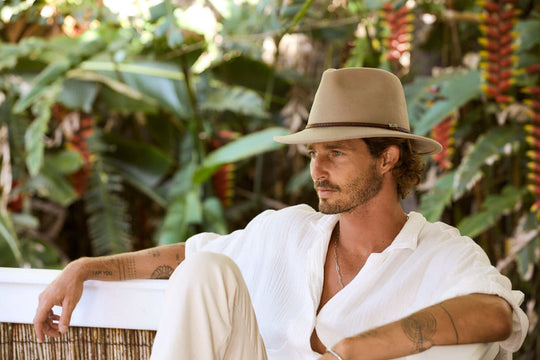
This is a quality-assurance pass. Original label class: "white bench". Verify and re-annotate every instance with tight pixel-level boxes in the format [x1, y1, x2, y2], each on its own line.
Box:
[0, 267, 167, 359]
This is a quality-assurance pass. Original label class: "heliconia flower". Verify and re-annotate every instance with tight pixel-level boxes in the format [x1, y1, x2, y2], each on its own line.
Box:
[478, 0, 519, 106]
[528, 173, 540, 187]
[526, 136, 540, 151]
[523, 86, 540, 95]
[528, 184, 540, 197]
[527, 150, 540, 163]
[209, 130, 240, 207]
[67, 116, 94, 195]
[524, 99, 540, 111]
[528, 161, 540, 174]
[431, 110, 457, 170]
[525, 64, 540, 74]
[381, 1, 414, 64]
[524, 89, 540, 216]
[531, 200, 540, 219]
[525, 124, 540, 137]
[7, 180, 23, 213]
[212, 164, 235, 208]
[480, 0, 501, 12]
[495, 94, 515, 104]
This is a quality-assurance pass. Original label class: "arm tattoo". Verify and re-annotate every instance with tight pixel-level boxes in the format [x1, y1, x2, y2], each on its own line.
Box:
[151, 265, 174, 279]
[149, 248, 160, 257]
[91, 269, 113, 277]
[356, 329, 378, 339]
[401, 311, 437, 353]
[439, 304, 459, 344]
[117, 256, 136, 280]
[93, 258, 119, 279]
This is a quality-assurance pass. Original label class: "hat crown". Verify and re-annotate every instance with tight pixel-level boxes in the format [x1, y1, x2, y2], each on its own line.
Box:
[273, 67, 442, 156]
[308, 68, 410, 130]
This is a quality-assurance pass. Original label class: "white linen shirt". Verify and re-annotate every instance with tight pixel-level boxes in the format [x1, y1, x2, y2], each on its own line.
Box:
[185, 204, 528, 360]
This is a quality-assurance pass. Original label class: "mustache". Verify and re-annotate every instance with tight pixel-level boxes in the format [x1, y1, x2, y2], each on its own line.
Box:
[314, 180, 340, 191]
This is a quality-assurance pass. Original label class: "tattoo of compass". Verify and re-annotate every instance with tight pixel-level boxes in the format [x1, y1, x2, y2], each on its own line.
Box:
[401, 311, 437, 353]
[151, 265, 174, 279]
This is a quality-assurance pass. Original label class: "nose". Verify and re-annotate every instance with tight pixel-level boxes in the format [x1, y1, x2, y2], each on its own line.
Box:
[310, 156, 327, 181]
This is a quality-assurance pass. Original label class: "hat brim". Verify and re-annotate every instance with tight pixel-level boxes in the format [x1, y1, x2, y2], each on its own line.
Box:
[274, 126, 442, 156]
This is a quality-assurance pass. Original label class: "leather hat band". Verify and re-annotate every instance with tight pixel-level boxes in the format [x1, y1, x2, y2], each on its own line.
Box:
[305, 122, 411, 134]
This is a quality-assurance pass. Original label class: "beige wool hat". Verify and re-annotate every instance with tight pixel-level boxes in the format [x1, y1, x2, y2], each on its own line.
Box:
[274, 67, 442, 156]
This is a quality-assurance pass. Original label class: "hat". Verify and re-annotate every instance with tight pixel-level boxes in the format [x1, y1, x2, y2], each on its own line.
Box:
[274, 67, 442, 156]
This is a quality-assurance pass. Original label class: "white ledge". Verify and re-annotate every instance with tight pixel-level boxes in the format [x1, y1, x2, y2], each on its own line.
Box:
[0, 267, 167, 330]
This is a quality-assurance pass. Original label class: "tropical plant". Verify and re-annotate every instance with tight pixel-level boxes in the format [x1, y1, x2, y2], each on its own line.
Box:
[0, 0, 538, 357]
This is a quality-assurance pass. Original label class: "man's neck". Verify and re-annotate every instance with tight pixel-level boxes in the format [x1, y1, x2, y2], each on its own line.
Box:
[336, 200, 407, 257]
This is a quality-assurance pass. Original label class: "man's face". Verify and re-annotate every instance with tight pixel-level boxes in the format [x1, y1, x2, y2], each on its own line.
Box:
[307, 139, 383, 214]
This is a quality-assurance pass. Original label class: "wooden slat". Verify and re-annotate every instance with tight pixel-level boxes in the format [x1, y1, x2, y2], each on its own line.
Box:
[0, 323, 156, 360]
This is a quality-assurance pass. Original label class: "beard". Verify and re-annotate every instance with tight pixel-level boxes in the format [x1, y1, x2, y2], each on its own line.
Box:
[315, 164, 383, 214]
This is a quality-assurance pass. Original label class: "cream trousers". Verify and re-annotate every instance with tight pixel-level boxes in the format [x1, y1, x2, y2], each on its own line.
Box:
[149, 252, 268, 360]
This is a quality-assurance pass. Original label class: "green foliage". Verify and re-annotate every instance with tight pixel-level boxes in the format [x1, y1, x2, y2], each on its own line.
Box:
[0, 2, 538, 357]
[84, 131, 132, 255]
[24, 100, 53, 176]
[0, 210, 23, 266]
[457, 186, 528, 238]
[453, 126, 526, 199]
[201, 86, 270, 119]
[405, 70, 481, 135]
[418, 170, 455, 223]
[193, 127, 289, 184]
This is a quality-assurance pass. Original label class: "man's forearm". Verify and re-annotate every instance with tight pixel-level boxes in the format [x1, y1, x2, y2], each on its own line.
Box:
[330, 294, 513, 360]
[33, 243, 186, 342]
[76, 243, 186, 281]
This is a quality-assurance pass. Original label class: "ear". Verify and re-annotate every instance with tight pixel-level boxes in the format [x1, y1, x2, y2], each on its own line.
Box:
[379, 145, 400, 175]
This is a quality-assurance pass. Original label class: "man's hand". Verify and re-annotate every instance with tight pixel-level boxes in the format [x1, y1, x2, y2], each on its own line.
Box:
[33, 260, 86, 342]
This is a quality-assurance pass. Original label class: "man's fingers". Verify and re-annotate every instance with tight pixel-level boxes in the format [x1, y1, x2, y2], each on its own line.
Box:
[42, 323, 60, 338]
[59, 299, 76, 334]
[33, 302, 53, 342]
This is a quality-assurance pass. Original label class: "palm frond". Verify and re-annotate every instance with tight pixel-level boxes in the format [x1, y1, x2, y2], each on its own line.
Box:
[84, 131, 132, 256]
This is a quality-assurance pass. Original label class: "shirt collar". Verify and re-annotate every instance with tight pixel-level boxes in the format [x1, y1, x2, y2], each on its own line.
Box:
[383, 211, 426, 252]
[314, 211, 427, 252]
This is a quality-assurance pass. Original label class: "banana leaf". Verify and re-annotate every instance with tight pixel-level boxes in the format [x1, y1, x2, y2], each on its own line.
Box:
[516, 19, 540, 52]
[453, 125, 526, 199]
[457, 185, 527, 239]
[24, 98, 57, 176]
[157, 188, 202, 245]
[404, 70, 481, 136]
[102, 133, 174, 207]
[200, 86, 269, 119]
[0, 210, 23, 266]
[27, 151, 82, 207]
[418, 170, 456, 222]
[193, 127, 289, 184]
[202, 197, 228, 235]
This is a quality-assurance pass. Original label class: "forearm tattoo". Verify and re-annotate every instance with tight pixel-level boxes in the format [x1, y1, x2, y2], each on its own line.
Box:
[356, 329, 379, 339]
[439, 304, 459, 344]
[91, 258, 117, 279]
[150, 265, 174, 279]
[94, 256, 136, 280]
[117, 256, 136, 280]
[401, 311, 437, 353]
[149, 248, 160, 258]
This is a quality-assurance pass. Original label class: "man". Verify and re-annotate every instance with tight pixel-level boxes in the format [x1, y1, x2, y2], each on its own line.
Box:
[34, 68, 528, 360]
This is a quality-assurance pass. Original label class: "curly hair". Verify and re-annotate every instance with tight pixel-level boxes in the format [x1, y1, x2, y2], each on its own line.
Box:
[363, 137, 426, 199]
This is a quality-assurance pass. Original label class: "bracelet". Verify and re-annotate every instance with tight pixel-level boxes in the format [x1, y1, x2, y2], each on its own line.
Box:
[326, 348, 345, 360]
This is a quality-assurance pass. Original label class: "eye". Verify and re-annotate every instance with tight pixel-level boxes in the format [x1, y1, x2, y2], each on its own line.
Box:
[332, 150, 343, 156]
[307, 149, 317, 158]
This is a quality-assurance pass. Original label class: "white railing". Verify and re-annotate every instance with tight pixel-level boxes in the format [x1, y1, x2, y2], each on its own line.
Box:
[0, 267, 167, 330]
